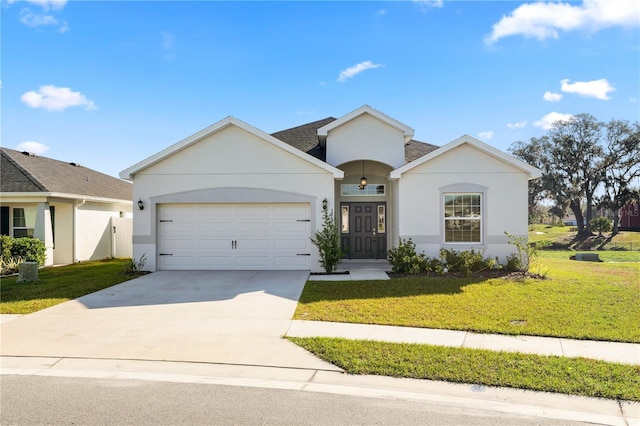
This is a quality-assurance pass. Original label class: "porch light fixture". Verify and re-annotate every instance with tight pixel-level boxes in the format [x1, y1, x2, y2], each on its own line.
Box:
[137, 199, 144, 211]
[322, 198, 328, 211]
[359, 160, 367, 190]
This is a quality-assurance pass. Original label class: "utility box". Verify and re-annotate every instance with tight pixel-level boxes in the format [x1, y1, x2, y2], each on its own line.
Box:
[574, 253, 601, 262]
[17, 262, 39, 283]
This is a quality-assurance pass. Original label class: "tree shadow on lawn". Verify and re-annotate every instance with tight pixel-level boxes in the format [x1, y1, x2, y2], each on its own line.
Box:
[300, 276, 489, 302]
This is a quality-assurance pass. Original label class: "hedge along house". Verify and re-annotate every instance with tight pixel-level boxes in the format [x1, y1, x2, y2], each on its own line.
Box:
[121, 105, 541, 272]
[1, 148, 133, 266]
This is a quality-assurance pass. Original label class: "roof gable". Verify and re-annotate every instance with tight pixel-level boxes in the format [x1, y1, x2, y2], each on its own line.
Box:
[317, 105, 415, 146]
[120, 116, 344, 180]
[389, 135, 542, 180]
[1, 148, 132, 201]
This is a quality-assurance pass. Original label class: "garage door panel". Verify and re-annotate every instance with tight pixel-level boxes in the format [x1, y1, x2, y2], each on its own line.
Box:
[161, 222, 196, 233]
[198, 239, 232, 249]
[274, 239, 308, 250]
[236, 256, 270, 267]
[274, 256, 309, 267]
[159, 255, 197, 269]
[161, 239, 196, 250]
[199, 222, 234, 233]
[198, 206, 233, 218]
[236, 206, 270, 217]
[198, 256, 234, 267]
[274, 205, 309, 218]
[158, 203, 311, 270]
[274, 222, 309, 233]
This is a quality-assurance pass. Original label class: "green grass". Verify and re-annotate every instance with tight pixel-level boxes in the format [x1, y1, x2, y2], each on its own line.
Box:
[294, 257, 639, 343]
[289, 337, 640, 401]
[1, 259, 136, 314]
[529, 224, 640, 251]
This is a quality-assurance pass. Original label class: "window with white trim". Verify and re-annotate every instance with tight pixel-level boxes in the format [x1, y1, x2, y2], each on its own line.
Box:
[13, 207, 36, 238]
[444, 194, 481, 243]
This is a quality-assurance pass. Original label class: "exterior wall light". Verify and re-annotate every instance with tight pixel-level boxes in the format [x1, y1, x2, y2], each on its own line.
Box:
[322, 198, 328, 211]
[137, 199, 144, 210]
[359, 160, 367, 190]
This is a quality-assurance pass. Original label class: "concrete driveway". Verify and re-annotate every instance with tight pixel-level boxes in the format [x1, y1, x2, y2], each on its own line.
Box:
[0, 271, 338, 371]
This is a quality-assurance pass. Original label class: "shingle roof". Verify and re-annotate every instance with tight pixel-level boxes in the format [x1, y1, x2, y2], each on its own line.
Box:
[1, 148, 132, 201]
[270, 117, 336, 161]
[271, 117, 439, 164]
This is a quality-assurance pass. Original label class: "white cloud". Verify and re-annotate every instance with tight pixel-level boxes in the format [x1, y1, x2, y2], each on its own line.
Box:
[377, 9, 387, 16]
[507, 121, 527, 129]
[26, 0, 67, 11]
[15, 141, 50, 155]
[486, 0, 640, 44]
[630, 97, 639, 103]
[13, 0, 68, 31]
[21, 85, 97, 111]
[560, 78, 615, 100]
[414, 0, 444, 10]
[543, 91, 563, 102]
[478, 131, 494, 140]
[534, 112, 573, 130]
[20, 9, 58, 27]
[337, 61, 382, 83]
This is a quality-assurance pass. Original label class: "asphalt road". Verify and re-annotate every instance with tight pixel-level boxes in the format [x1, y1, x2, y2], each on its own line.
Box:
[1, 375, 587, 426]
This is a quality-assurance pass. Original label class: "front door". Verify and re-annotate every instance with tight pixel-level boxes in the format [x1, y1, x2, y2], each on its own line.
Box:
[340, 202, 387, 259]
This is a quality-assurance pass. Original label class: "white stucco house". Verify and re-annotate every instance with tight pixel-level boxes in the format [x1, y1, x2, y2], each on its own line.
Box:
[120, 105, 541, 272]
[1, 148, 133, 266]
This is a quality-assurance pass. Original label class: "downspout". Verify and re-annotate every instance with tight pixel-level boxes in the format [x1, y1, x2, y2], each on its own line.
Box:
[73, 199, 86, 262]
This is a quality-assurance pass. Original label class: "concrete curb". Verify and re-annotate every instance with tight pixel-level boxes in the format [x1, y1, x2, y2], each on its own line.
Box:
[2, 356, 638, 426]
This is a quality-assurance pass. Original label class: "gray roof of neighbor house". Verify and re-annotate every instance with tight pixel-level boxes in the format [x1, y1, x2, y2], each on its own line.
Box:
[1, 148, 133, 201]
[270, 117, 439, 163]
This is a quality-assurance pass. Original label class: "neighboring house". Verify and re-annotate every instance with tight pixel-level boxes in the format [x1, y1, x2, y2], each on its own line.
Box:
[121, 105, 541, 272]
[620, 202, 640, 231]
[1, 148, 133, 266]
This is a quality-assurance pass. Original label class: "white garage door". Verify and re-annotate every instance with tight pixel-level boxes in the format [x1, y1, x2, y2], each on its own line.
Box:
[157, 203, 311, 270]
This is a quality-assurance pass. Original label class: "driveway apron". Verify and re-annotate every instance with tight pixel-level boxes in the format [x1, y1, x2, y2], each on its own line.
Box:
[0, 271, 338, 371]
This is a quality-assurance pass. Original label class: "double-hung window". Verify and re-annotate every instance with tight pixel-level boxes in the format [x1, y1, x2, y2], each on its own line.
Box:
[444, 194, 481, 243]
[13, 207, 36, 238]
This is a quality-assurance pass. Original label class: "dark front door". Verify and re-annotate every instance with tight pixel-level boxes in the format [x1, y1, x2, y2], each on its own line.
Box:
[340, 202, 387, 259]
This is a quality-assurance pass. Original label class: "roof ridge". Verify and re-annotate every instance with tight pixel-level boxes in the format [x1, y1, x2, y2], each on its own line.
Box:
[0, 148, 47, 191]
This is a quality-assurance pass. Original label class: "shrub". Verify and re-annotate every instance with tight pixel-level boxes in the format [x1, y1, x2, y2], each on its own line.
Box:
[0, 235, 13, 265]
[310, 200, 343, 273]
[122, 253, 148, 274]
[504, 253, 522, 272]
[387, 238, 428, 274]
[590, 217, 612, 237]
[7, 237, 46, 265]
[505, 232, 550, 273]
[440, 248, 494, 277]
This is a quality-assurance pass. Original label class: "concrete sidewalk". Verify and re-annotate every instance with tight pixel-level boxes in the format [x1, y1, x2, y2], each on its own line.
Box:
[286, 321, 640, 365]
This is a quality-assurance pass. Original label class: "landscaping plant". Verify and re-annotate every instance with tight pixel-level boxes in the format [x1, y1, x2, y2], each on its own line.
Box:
[310, 199, 343, 273]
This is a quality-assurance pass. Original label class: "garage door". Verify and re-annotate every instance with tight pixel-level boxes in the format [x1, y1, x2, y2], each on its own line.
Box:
[157, 203, 311, 270]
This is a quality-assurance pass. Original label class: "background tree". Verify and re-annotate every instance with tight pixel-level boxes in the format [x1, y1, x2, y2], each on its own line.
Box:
[598, 120, 640, 234]
[546, 113, 606, 236]
[508, 136, 549, 223]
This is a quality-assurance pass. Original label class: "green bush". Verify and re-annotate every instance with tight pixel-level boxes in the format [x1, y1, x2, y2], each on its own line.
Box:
[0, 236, 46, 274]
[10, 237, 46, 265]
[387, 238, 428, 274]
[310, 200, 343, 273]
[0, 235, 13, 264]
[590, 217, 612, 237]
[440, 248, 495, 277]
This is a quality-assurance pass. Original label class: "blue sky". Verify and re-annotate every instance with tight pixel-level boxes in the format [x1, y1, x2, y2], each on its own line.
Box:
[2, 0, 639, 178]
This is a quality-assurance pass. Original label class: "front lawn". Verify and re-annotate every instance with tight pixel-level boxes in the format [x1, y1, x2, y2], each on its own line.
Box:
[294, 256, 639, 342]
[0, 259, 136, 314]
[290, 337, 640, 401]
